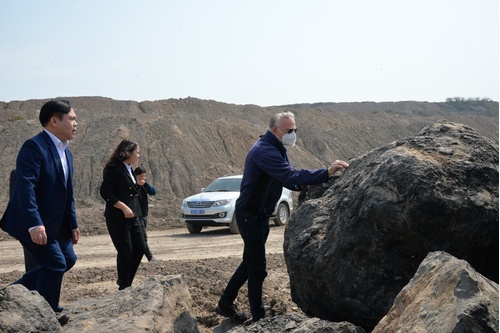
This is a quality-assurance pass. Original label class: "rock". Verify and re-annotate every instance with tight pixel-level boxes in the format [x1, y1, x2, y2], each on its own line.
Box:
[0, 284, 62, 332]
[0, 275, 199, 333]
[64, 274, 199, 333]
[284, 121, 498, 331]
[373, 251, 499, 333]
[227, 312, 366, 333]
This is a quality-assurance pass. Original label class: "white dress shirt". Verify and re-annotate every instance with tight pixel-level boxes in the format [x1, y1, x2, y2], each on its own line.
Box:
[44, 129, 69, 182]
[124, 163, 136, 184]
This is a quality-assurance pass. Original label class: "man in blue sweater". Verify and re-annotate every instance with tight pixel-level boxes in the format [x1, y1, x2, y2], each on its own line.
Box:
[216, 111, 349, 323]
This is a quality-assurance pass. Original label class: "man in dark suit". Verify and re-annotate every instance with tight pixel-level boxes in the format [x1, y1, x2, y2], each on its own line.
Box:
[1, 99, 80, 313]
[9, 169, 38, 272]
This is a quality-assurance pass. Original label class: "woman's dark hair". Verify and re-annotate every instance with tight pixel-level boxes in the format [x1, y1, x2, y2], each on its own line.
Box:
[39, 99, 72, 127]
[105, 139, 138, 167]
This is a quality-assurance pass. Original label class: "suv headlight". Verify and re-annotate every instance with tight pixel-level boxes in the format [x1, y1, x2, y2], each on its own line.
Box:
[213, 199, 231, 207]
[182, 200, 187, 207]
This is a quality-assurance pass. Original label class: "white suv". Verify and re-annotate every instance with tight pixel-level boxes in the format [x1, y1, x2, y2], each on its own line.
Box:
[180, 175, 294, 234]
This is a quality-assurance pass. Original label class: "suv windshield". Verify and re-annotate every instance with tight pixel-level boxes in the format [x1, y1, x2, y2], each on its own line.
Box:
[204, 178, 242, 192]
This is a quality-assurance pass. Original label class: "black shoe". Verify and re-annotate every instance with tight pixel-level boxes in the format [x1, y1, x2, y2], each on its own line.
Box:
[57, 314, 69, 326]
[215, 303, 248, 324]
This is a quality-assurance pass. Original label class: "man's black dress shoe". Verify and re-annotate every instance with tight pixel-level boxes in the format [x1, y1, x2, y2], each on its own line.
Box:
[57, 314, 69, 326]
[215, 303, 248, 324]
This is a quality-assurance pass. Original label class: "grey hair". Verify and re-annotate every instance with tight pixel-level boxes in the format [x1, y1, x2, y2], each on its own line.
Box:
[269, 111, 295, 129]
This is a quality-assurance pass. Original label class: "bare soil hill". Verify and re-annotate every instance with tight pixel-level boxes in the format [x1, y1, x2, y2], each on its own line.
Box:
[0, 97, 497, 236]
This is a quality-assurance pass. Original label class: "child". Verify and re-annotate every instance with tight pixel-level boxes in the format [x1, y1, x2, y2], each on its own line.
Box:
[134, 167, 158, 262]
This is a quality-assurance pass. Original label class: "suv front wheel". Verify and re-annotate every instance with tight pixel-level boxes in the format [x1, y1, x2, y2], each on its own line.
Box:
[273, 202, 290, 226]
[187, 223, 203, 234]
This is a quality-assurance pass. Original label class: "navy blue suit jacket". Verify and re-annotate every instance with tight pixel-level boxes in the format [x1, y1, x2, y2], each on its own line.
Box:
[1, 131, 77, 243]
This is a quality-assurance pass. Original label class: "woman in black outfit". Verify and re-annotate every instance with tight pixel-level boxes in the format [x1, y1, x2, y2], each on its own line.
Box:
[100, 139, 146, 290]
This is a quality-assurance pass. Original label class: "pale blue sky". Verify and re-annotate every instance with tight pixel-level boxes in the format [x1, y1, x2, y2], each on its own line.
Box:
[1, 0, 498, 106]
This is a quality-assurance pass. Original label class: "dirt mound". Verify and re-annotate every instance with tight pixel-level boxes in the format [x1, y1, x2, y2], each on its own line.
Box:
[0, 97, 497, 238]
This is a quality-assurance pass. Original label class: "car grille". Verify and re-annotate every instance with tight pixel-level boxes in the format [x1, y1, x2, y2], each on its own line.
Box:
[183, 213, 223, 219]
[186, 201, 215, 208]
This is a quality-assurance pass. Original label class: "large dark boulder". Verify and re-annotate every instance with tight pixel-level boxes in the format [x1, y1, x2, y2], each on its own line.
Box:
[284, 121, 498, 331]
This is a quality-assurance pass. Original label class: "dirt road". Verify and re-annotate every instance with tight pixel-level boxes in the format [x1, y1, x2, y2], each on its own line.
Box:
[0, 225, 286, 274]
[0, 225, 295, 333]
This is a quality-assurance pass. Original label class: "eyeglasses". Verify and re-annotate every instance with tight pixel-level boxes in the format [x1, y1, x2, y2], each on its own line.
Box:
[278, 127, 298, 134]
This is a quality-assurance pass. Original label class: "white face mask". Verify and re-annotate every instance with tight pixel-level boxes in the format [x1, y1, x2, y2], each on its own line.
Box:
[281, 132, 297, 147]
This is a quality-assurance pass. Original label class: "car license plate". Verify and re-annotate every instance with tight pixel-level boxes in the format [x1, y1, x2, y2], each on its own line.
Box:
[190, 209, 205, 214]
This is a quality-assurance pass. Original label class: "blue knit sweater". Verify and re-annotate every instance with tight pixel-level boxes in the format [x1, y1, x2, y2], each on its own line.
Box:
[235, 130, 329, 216]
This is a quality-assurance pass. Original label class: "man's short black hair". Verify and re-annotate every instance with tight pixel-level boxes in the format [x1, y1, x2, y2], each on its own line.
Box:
[39, 99, 72, 127]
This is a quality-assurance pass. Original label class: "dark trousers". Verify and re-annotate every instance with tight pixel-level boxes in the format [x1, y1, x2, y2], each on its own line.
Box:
[139, 216, 153, 261]
[106, 216, 146, 290]
[16, 237, 77, 310]
[23, 246, 38, 272]
[219, 211, 270, 321]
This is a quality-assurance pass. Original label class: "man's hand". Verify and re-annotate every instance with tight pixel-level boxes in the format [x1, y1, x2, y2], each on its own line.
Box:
[328, 160, 349, 176]
[29, 225, 47, 245]
[72, 228, 81, 245]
